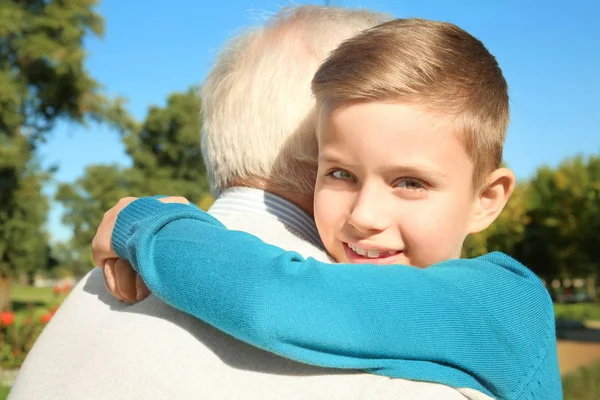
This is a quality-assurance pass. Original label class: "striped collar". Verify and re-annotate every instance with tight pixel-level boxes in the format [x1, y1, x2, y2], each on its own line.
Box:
[208, 187, 323, 249]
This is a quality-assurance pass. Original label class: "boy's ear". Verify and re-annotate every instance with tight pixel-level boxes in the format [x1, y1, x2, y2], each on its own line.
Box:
[468, 168, 516, 234]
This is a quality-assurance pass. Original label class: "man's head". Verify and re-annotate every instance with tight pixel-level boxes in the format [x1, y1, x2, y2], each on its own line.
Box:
[200, 6, 391, 210]
[311, 18, 516, 267]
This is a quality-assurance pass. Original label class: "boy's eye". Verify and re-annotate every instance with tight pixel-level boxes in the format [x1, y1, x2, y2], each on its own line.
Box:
[329, 169, 356, 182]
[395, 178, 426, 191]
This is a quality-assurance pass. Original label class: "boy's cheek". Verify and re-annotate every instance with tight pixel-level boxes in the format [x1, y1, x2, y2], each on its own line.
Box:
[314, 193, 338, 229]
[315, 201, 346, 233]
[399, 209, 466, 266]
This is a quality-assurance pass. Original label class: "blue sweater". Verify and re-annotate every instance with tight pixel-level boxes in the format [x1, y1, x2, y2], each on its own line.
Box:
[112, 197, 562, 399]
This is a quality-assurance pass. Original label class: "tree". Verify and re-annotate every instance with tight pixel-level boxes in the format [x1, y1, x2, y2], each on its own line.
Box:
[2, 160, 51, 277]
[122, 88, 209, 200]
[55, 164, 134, 274]
[57, 88, 211, 273]
[464, 154, 600, 284]
[515, 155, 600, 280]
[0, 0, 125, 310]
[580, 154, 600, 271]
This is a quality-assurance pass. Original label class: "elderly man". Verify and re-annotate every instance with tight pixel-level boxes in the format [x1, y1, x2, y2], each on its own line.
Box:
[9, 6, 484, 400]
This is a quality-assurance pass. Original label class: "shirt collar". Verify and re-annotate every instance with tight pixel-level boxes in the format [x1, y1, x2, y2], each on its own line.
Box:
[208, 187, 323, 249]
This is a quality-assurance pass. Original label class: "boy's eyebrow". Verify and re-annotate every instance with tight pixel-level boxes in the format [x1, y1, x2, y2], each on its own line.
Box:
[318, 152, 343, 163]
[318, 152, 357, 167]
[320, 152, 448, 180]
[383, 164, 448, 180]
[318, 153, 364, 171]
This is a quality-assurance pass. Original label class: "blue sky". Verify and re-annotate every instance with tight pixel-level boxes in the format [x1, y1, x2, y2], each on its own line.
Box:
[39, 0, 600, 241]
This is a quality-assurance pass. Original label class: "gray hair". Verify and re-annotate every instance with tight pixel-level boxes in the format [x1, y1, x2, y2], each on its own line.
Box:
[200, 5, 391, 196]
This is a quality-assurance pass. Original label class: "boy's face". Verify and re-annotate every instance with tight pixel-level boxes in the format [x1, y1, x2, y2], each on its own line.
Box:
[314, 101, 479, 268]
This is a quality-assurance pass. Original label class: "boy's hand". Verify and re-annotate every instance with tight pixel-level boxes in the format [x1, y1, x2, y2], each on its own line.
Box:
[92, 196, 190, 303]
[92, 197, 138, 267]
[102, 257, 150, 303]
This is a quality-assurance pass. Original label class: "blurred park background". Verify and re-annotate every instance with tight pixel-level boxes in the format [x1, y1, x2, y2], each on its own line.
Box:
[1, 0, 599, 398]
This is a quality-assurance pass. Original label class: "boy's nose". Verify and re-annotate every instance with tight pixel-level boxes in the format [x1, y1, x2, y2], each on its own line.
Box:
[346, 187, 389, 233]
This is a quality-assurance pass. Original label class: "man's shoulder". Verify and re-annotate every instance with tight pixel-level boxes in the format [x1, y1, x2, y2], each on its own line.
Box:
[10, 269, 221, 399]
[13, 271, 476, 400]
[215, 213, 332, 263]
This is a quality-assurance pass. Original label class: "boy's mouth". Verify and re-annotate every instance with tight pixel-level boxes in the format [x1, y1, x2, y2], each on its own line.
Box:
[343, 242, 402, 264]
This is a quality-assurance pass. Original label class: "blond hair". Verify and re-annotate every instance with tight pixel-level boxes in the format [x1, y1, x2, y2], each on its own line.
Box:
[312, 18, 509, 190]
[201, 6, 391, 196]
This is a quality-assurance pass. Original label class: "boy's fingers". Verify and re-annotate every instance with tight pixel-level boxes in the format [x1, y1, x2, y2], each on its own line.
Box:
[158, 196, 190, 205]
[103, 258, 126, 303]
[115, 259, 138, 303]
[92, 197, 138, 268]
[135, 274, 151, 301]
[92, 209, 118, 267]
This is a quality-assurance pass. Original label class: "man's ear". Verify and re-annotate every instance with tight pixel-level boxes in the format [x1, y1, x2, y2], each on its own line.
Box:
[469, 168, 516, 234]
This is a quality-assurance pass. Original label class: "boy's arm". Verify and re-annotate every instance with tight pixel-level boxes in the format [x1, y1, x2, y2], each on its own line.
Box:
[113, 198, 561, 399]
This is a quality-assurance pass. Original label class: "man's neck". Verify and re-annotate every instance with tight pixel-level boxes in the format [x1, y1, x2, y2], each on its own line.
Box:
[227, 178, 314, 217]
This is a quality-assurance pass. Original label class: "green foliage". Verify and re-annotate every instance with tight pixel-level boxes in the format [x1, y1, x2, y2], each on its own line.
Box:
[0, 286, 67, 369]
[554, 304, 600, 322]
[11, 284, 65, 307]
[56, 88, 210, 273]
[563, 360, 600, 400]
[0, 0, 104, 139]
[1, 312, 46, 369]
[55, 164, 134, 273]
[0, 159, 50, 278]
[123, 88, 209, 200]
[0, 0, 127, 286]
[1, 284, 68, 369]
[465, 153, 600, 282]
[0, 385, 9, 400]
[518, 155, 600, 279]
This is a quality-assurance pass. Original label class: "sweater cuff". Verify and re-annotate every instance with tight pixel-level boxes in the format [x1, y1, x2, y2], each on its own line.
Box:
[112, 197, 165, 260]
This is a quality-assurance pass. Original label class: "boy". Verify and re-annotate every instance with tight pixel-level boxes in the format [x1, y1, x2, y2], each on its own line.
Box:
[101, 19, 561, 399]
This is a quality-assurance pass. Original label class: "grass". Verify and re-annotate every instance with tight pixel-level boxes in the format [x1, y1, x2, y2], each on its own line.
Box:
[0, 384, 10, 400]
[9, 284, 68, 327]
[563, 359, 600, 400]
[555, 303, 600, 322]
[11, 285, 57, 305]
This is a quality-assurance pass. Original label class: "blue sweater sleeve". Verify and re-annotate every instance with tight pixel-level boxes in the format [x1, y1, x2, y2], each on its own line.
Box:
[112, 198, 561, 399]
